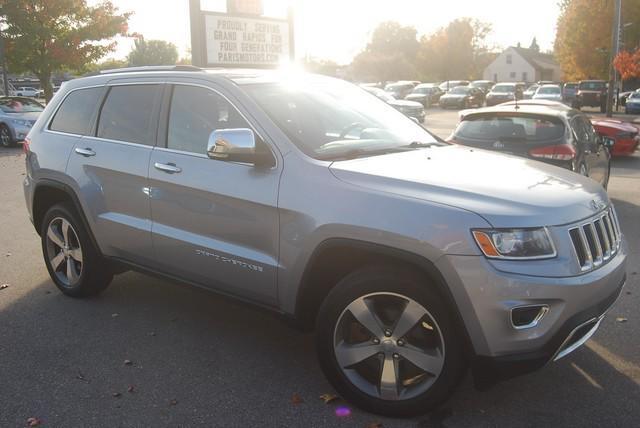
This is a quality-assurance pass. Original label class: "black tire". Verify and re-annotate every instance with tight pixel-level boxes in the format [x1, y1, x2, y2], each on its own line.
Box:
[0, 124, 14, 148]
[40, 203, 113, 297]
[315, 265, 466, 417]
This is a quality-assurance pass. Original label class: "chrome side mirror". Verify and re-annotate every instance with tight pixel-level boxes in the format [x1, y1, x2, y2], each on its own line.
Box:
[207, 128, 274, 166]
[600, 136, 615, 149]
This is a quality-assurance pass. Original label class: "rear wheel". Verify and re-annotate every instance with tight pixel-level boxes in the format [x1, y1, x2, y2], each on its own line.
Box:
[41, 203, 113, 297]
[316, 266, 466, 417]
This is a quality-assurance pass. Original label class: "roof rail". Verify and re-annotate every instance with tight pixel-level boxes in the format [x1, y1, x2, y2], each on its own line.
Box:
[85, 65, 203, 77]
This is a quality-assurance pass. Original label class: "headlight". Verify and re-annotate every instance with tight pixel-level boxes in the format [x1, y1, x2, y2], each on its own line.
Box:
[472, 228, 556, 260]
[12, 119, 31, 127]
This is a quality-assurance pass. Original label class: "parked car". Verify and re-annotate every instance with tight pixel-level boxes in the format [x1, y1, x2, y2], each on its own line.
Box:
[10, 87, 40, 97]
[469, 80, 495, 94]
[438, 80, 469, 92]
[485, 83, 523, 106]
[574, 80, 607, 112]
[384, 81, 417, 99]
[563, 82, 579, 104]
[624, 90, 640, 114]
[404, 84, 443, 107]
[523, 84, 539, 99]
[591, 118, 640, 156]
[0, 97, 44, 147]
[449, 102, 611, 188]
[363, 87, 426, 122]
[23, 67, 627, 417]
[439, 86, 484, 109]
[532, 84, 563, 103]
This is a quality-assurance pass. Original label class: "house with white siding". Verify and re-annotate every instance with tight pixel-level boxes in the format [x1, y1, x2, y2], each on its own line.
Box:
[483, 47, 563, 84]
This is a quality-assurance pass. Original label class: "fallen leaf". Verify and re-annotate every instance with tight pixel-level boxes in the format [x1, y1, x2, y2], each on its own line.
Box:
[112, 392, 122, 398]
[319, 393, 339, 404]
[402, 373, 427, 386]
[149, 332, 156, 337]
[26, 417, 41, 427]
[127, 385, 135, 393]
[5, 252, 11, 257]
[76, 372, 89, 383]
[626, 291, 632, 295]
[0, 284, 9, 290]
[366, 423, 383, 428]
[291, 393, 304, 405]
[169, 399, 178, 406]
[111, 313, 119, 318]
[616, 317, 628, 323]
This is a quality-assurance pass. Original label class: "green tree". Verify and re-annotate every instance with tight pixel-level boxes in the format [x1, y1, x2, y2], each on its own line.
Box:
[0, 0, 130, 101]
[529, 37, 540, 52]
[555, 0, 640, 81]
[127, 37, 178, 67]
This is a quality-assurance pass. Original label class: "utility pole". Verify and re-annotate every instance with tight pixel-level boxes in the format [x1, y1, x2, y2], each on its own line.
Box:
[606, 0, 622, 117]
[189, 0, 205, 67]
[0, 36, 9, 96]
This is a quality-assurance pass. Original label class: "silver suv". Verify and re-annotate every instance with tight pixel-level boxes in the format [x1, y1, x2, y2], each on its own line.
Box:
[23, 67, 627, 417]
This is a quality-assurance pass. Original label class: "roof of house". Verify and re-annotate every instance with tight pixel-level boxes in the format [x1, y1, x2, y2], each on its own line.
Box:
[512, 47, 559, 72]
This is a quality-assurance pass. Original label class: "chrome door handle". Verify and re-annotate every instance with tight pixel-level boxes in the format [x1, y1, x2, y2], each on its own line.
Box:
[154, 162, 182, 174]
[74, 147, 95, 157]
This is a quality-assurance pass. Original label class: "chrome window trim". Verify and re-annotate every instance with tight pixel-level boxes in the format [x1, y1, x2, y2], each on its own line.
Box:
[82, 135, 153, 150]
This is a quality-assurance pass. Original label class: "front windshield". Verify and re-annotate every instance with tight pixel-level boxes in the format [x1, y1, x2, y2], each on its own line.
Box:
[0, 98, 44, 113]
[412, 87, 430, 94]
[537, 86, 560, 94]
[492, 85, 515, 93]
[245, 77, 442, 160]
[526, 85, 539, 92]
[450, 87, 469, 95]
[629, 91, 640, 99]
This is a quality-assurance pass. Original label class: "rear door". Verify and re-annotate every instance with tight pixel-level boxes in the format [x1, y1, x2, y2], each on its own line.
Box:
[65, 82, 163, 265]
[148, 82, 281, 305]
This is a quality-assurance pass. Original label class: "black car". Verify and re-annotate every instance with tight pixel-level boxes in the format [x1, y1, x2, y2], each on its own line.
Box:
[439, 86, 484, 109]
[384, 81, 417, 99]
[449, 103, 611, 188]
[469, 80, 495, 94]
[574, 80, 607, 112]
[485, 83, 524, 106]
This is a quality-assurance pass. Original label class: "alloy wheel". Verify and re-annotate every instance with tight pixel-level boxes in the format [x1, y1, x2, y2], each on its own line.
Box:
[333, 292, 445, 401]
[45, 217, 83, 287]
[0, 127, 10, 147]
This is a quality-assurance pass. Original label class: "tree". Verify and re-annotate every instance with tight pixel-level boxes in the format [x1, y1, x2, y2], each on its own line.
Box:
[529, 37, 540, 52]
[614, 48, 640, 81]
[127, 37, 178, 67]
[417, 18, 493, 81]
[0, 0, 130, 101]
[555, 0, 640, 81]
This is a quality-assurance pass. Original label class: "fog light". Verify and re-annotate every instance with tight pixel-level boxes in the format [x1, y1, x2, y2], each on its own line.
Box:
[511, 305, 549, 329]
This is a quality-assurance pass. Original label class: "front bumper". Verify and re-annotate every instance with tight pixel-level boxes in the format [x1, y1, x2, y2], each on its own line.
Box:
[436, 240, 626, 380]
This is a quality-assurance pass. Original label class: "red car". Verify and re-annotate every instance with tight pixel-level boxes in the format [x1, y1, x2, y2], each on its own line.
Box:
[591, 118, 640, 156]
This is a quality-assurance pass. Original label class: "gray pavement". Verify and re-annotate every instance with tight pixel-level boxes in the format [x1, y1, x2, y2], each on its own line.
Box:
[1, 114, 638, 426]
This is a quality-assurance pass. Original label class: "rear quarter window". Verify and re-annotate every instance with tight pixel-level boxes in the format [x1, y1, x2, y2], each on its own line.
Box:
[456, 115, 565, 142]
[49, 87, 105, 135]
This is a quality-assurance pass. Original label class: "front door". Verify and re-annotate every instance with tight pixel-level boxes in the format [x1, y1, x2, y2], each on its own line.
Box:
[573, 116, 608, 185]
[148, 83, 281, 304]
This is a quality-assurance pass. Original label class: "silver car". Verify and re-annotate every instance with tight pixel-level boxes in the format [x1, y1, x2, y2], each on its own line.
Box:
[0, 97, 43, 147]
[23, 67, 627, 417]
[533, 84, 564, 102]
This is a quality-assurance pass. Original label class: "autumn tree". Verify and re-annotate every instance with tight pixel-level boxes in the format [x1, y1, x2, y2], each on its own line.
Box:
[127, 37, 178, 67]
[417, 18, 493, 81]
[555, 0, 640, 81]
[350, 22, 420, 82]
[0, 0, 130, 101]
[614, 48, 640, 80]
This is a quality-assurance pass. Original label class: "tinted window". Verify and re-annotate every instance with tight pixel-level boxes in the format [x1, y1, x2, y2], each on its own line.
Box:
[456, 115, 565, 142]
[97, 85, 161, 145]
[167, 85, 251, 154]
[50, 87, 103, 135]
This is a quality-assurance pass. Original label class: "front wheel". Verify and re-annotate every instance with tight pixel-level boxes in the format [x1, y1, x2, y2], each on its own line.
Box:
[41, 203, 113, 297]
[316, 266, 466, 417]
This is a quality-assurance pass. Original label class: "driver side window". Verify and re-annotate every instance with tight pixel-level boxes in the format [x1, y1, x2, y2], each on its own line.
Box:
[167, 85, 251, 155]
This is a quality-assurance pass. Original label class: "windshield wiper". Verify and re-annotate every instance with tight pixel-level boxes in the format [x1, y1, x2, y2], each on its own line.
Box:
[406, 141, 441, 148]
[318, 147, 410, 161]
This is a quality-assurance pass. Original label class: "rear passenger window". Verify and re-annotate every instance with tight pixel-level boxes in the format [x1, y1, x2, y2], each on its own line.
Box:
[49, 87, 104, 135]
[167, 85, 251, 154]
[97, 85, 161, 145]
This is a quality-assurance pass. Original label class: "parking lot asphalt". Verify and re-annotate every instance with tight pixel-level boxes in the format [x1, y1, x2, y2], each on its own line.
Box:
[1, 112, 638, 427]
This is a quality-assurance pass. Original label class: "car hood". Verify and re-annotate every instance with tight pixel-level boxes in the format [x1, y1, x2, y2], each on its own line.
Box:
[329, 145, 609, 228]
[441, 94, 466, 99]
[591, 118, 638, 134]
[388, 99, 423, 108]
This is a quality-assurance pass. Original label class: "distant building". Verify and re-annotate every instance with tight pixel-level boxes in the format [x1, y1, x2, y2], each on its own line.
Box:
[483, 47, 563, 83]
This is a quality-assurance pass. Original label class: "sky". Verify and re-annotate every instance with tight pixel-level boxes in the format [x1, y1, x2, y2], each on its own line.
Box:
[95, 0, 561, 64]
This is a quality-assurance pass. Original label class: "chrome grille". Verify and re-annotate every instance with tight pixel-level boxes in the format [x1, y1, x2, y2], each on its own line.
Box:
[569, 207, 621, 272]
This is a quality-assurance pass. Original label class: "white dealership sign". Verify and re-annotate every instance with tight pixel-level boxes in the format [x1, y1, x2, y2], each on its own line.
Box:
[204, 13, 291, 67]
